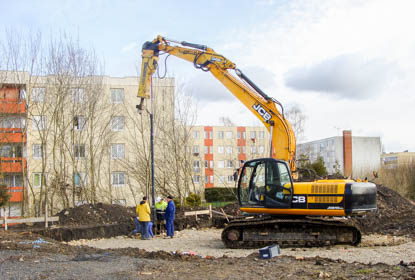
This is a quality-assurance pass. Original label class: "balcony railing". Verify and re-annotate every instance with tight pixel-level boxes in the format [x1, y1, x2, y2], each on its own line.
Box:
[0, 100, 26, 114]
[0, 128, 26, 143]
[6, 186, 24, 202]
[0, 158, 27, 173]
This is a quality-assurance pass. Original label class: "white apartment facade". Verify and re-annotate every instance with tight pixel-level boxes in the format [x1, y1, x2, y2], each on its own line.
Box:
[297, 130, 381, 178]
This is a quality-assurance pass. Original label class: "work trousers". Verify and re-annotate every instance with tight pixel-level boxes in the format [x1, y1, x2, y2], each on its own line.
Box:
[130, 217, 141, 235]
[166, 219, 174, 237]
[140, 221, 149, 239]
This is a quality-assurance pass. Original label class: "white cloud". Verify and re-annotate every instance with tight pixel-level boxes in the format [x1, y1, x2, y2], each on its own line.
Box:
[206, 0, 415, 152]
[284, 53, 399, 100]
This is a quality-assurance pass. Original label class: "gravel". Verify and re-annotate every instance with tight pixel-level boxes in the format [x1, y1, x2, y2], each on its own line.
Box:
[72, 228, 415, 265]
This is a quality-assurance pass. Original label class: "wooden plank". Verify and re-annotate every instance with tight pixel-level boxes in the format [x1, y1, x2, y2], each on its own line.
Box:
[221, 208, 229, 222]
[211, 210, 234, 218]
[0, 216, 59, 225]
[184, 210, 210, 216]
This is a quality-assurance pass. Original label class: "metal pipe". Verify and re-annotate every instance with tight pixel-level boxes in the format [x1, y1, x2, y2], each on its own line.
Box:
[150, 77, 156, 224]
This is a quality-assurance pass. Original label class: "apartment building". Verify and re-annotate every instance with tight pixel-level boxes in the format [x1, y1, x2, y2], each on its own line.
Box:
[0, 71, 175, 217]
[0, 73, 28, 218]
[189, 125, 270, 189]
[381, 151, 415, 169]
[297, 130, 381, 178]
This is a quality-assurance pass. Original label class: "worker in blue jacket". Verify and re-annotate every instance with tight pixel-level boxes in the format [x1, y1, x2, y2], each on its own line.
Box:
[164, 195, 176, 238]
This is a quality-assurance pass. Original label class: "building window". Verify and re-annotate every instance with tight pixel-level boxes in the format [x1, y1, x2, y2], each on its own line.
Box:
[218, 131, 224, 139]
[74, 144, 86, 158]
[250, 131, 256, 139]
[259, 131, 265, 139]
[74, 172, 86, 187]
[251, 146, 257, 154]
[204, 131, 212, 139]
[33, 173, 43, 188]
[204, 146, 209, 154]
[193, 160, 200, 172]
[209, 160, 214, 168]
[219, 176, 226, 183]
[210, 175, 214, 183]
[112, 172, 126, 186]
[209, 146, 213, 154]
[226, 160, 233, 168]
[112, 199, 127, 205]
[226, 146, 232, 154]
[75, 200, 88, 206]
[31, 87, 46, 102]
[227, 175, 234, 182]
[193, 131, 200, 139]
[110, 88, 124, 103]
[218, 146, 224, 154]
[73, 116, 86, 130]
[237, 146, 241, 154]
[192, 145, 200, 155]
[111, 144, 125, 159]
[243, 146, 246, 153]
[218, 161, 225, 168]
[194, 175, 200, 183]
[226, 131, 233, 139]
[0, 117, 25, 129]
[71, 88, 85, 103]
[111, 116, 125, 131]
[32, 115, 46, 130]
[259, 146, 265, 154]
[33, 144, 43, 158]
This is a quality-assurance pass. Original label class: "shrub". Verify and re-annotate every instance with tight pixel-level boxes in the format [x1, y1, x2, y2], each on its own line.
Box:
[185, 192, 201, 207]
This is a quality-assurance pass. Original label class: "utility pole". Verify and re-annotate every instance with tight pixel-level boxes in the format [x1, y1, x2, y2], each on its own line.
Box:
[150, 77, 156, 224]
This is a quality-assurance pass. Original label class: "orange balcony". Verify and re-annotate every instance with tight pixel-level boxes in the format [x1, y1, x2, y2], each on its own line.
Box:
[6, 187, 24, 202]
[0, 100, 26, 114]
[0, 129, 26, 143]
[0, 158, 27, 173]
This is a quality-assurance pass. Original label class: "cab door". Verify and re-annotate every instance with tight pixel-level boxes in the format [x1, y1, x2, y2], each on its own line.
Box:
[238, 158, 293, 209]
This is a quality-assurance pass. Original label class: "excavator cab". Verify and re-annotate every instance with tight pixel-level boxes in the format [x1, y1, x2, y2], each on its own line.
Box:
[239, 158, 293, 209]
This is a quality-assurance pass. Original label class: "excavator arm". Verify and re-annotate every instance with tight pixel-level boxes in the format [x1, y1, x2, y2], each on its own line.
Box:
[137, 35, 296, 171]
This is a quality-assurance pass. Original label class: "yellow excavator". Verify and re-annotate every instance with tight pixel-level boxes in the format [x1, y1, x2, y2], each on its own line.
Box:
[137, 35, 377, 248]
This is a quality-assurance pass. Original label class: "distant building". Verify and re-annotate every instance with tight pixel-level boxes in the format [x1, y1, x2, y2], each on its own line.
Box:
[381, 151, 415, 169]
[297, 130, 381, 178]
[189, 126, 270, 188]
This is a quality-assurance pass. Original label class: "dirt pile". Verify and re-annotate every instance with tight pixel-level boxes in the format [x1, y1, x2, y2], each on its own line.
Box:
[57, 203, 136, 226]
[354, 185, 415, 237]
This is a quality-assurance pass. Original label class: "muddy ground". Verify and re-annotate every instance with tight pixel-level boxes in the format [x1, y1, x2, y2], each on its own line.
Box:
[1, 185, 415, 279]
[1, 230, 415, 279]
[33, 184, 415, 242]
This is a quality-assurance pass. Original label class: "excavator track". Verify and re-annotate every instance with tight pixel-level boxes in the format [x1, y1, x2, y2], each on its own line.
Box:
[221, 216, 361, 249]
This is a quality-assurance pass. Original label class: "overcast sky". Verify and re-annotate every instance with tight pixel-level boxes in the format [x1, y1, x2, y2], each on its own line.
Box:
[1, 0, 414, 152]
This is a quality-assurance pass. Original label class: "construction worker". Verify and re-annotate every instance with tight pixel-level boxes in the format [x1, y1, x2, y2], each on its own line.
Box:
[137, 196, 151, 240]
[164, 195, 176, 238]
[128, 201, 142, 237]
[155, 197, 167, 220]
[155, 197, 167, 234]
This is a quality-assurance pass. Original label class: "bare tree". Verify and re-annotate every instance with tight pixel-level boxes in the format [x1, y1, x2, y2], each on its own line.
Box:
[286, 105, 306, 143]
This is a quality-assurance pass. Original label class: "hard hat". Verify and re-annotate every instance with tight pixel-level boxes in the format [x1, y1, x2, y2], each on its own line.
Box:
[156, 197, 161, 202]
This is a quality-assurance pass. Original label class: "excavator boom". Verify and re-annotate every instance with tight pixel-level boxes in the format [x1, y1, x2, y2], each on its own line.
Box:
[138, 35, 296, 171]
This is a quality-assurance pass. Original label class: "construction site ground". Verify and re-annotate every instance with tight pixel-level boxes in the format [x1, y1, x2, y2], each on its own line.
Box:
[1, 185, 415, 279]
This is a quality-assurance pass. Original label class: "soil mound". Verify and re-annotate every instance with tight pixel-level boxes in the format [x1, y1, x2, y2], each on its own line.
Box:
[354, 185, 415, 237]
[57, 203, 136, 226]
